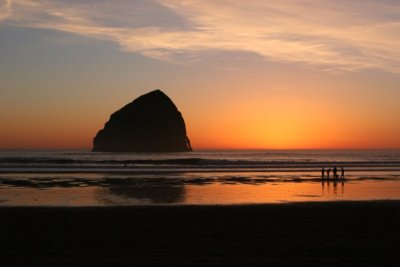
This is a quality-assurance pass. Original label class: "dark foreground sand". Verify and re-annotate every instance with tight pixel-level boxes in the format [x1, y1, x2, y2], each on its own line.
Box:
[1, 201, 399, 266]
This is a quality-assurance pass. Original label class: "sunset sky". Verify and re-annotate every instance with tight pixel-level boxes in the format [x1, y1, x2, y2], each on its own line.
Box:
[1, 0, 400, 149]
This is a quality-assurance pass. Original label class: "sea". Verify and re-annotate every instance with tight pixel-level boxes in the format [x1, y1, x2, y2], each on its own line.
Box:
[1, 149, 400, 206]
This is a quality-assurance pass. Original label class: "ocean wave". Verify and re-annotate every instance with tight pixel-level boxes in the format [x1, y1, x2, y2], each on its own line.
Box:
[1, 156, 400, 167]
[0, 173, 399, 189]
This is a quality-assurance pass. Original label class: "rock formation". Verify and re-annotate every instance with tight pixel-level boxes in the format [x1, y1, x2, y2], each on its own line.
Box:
[93, 90, 192, 152]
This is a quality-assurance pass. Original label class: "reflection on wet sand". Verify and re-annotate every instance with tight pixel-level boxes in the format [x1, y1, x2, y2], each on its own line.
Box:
[322, 179, 345, 197]
[1, 171, 400, 205]
[107, 185, 186, 204]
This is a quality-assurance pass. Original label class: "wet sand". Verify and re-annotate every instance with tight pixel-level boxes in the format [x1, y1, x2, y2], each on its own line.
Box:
[1, 201, 399, 266]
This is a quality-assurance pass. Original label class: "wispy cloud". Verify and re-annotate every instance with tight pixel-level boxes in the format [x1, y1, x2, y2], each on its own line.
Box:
[3, 0, 400, 72]
[0, 0, 12, 21]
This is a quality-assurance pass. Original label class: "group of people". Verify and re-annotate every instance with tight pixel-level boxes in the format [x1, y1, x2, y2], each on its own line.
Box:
[321, 166, 344, 180]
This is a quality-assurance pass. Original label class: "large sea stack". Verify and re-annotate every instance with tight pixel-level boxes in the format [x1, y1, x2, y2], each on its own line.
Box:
[93, 90, 192, 152]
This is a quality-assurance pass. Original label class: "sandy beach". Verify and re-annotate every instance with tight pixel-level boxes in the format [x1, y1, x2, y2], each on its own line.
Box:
[1, 200, 399, 266]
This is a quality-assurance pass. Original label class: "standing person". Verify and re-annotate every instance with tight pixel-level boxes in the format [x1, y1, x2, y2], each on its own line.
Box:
[333, 167, 337, 179]
[321, 168, 325, 179]
[341, 167, 345, 179]
[327, 168, 331, 179]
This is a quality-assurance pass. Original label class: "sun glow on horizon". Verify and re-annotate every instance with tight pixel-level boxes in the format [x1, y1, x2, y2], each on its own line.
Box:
[1, 0, 400, 150]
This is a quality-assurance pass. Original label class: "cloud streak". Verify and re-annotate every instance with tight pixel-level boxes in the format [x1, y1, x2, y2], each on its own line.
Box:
[0, 0, 12, 21]
[3, 0, 400, 72]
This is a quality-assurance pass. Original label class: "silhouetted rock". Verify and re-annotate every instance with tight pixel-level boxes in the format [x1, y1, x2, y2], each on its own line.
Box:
[93, 90, 192, 152]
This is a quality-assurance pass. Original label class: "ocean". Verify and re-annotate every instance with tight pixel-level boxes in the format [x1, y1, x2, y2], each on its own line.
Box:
[1, 149, 400, 206]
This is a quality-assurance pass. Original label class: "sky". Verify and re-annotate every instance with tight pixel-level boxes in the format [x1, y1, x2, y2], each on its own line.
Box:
[1, 0, 400, 149]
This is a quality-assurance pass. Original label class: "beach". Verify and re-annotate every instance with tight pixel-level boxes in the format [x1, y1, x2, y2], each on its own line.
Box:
[2, 150, 400, 205]
[1, 150, 400, 266]
[1, 201, 399, 266]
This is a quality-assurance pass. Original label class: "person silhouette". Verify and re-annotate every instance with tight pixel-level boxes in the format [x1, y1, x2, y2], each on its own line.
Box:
[321, 168, 325, 179]
[333, 167, 338, 179]
[327, 168, 331, 179]
[341, 167, 345, 179]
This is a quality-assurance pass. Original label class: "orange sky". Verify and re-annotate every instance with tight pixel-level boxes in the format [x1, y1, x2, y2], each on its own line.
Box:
[1, 1, 400, 149]
[2, 70, 399, 150]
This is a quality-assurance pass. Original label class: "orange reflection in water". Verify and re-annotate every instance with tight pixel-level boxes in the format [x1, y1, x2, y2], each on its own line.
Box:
[1, 181, 400, 206]
[184, 180, 400, 204]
